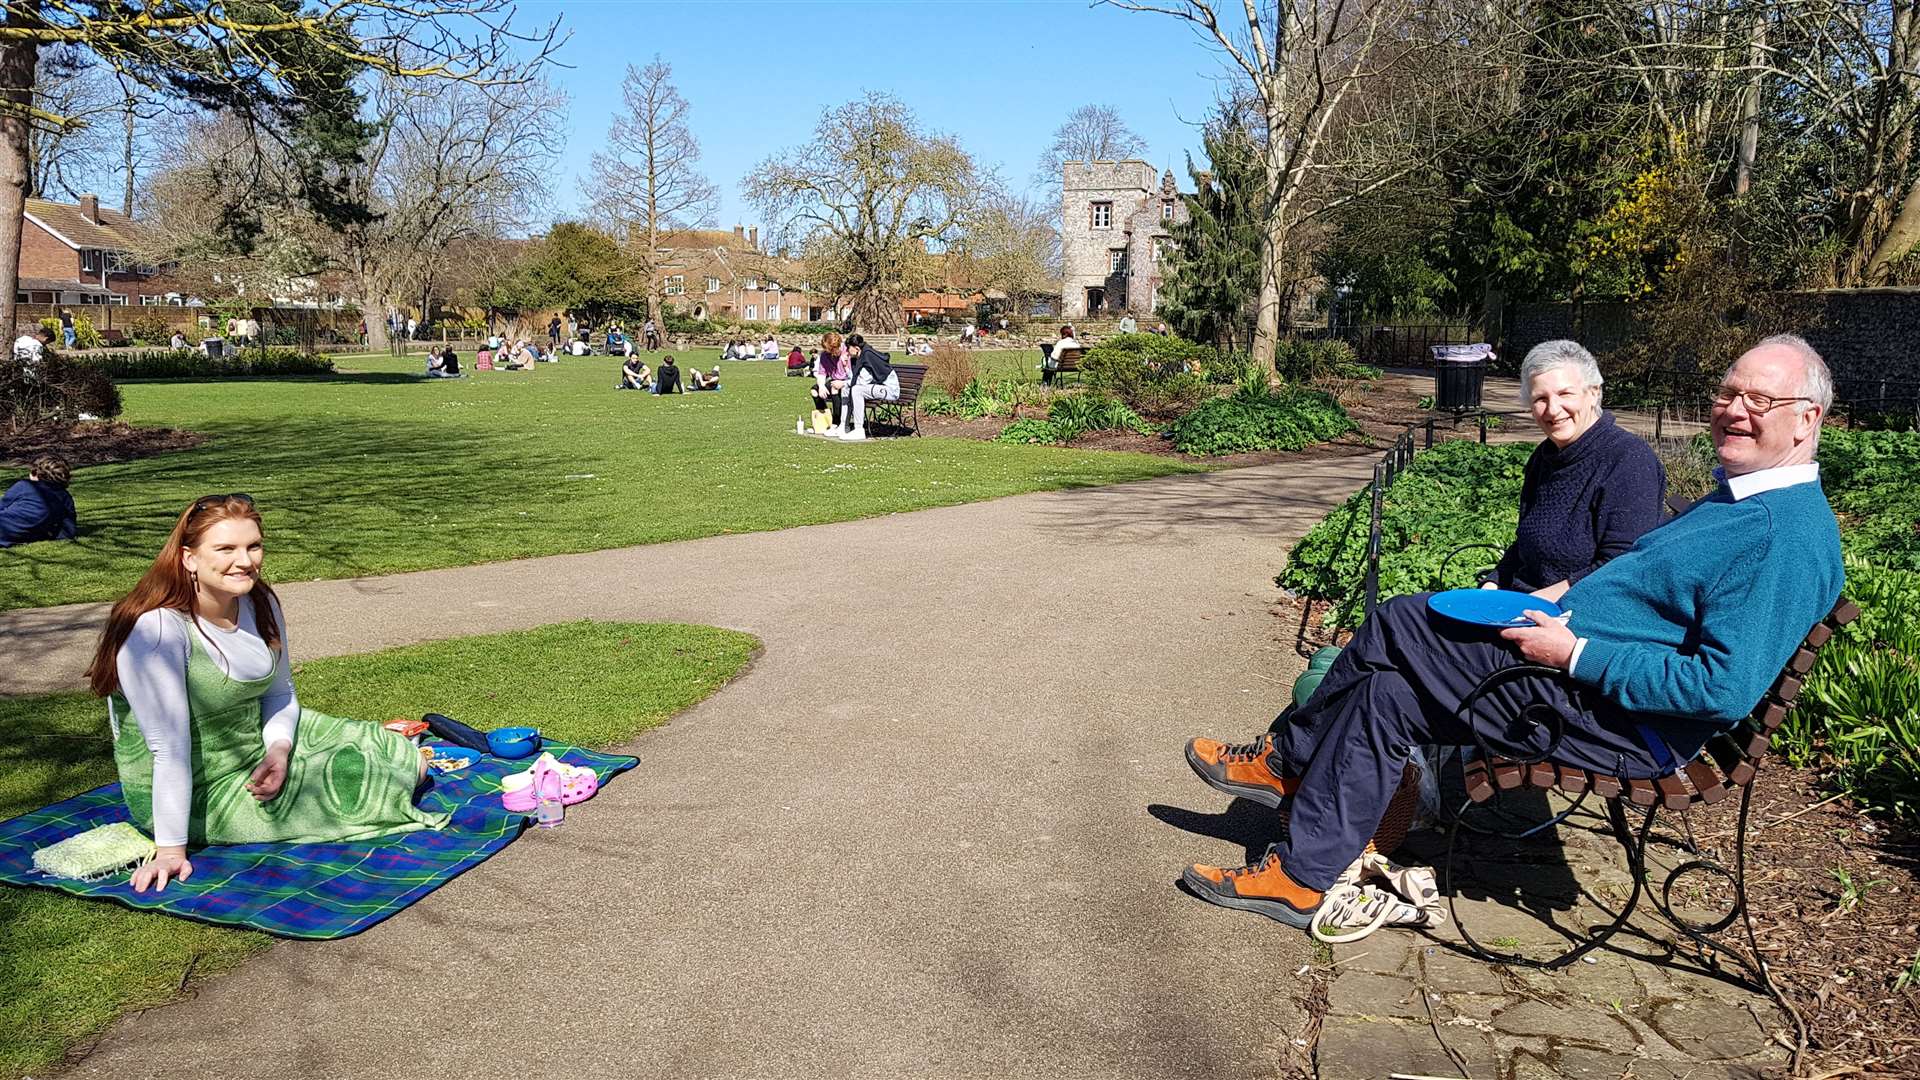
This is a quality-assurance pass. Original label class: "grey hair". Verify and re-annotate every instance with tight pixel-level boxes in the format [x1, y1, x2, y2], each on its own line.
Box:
[1743, 333, 1833, 414]
[1518, 339, 1604, 404]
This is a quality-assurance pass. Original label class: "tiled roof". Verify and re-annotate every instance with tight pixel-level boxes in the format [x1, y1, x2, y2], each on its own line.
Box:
[24, 198, 146, 251]
[656, 229, 746, 250]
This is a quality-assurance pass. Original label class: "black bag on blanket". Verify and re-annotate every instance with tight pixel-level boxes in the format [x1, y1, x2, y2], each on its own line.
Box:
[422, 712, 491, 753]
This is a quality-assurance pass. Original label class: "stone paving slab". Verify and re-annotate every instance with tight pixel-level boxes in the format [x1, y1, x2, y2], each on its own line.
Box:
[1317, 791, 1792, 1080]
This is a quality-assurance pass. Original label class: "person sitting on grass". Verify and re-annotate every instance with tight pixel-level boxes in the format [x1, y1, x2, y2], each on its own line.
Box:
[503, 340, 536, 370]
[1174, 335, 1843, 932]
[0, 453, 77, 547]
[653, 355, 684, 394]
[760, 335, 780, 360]
[425, 346, 461, 378]
[83, 495, 448, 894]
[620, 355, 652, 390]
[608, 327, 632, 357]
[688, 365, 722, 391]
[787, 344, 809, 376]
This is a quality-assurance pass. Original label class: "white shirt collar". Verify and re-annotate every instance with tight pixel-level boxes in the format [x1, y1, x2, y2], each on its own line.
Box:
[1713, 462, 1820, 501]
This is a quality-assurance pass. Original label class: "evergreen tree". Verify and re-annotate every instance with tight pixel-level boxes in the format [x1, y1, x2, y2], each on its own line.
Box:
[1159, 114, 1266, 351]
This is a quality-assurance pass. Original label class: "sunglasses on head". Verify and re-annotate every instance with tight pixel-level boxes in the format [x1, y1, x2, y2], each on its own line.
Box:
[191, 493, 255, 513]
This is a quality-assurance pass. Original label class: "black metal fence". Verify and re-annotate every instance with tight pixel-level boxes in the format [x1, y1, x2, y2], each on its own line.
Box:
[1334, 324, 1482, 368]
[1613, 367, 1920, 436]
[1360, 414, 1491, 621]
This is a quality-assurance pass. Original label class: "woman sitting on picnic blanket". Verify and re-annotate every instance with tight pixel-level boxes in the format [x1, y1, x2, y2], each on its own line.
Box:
[1482, 339, 1667, 602]
[84, 496, 448, 894]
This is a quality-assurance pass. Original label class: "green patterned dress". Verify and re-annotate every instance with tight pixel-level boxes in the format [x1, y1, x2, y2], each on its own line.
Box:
[111, 626, 448, 847]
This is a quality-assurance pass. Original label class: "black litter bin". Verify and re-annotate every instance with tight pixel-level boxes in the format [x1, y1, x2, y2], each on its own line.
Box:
[1431, 343, 1492, 411]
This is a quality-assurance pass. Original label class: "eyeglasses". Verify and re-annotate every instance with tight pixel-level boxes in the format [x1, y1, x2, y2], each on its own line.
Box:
[190, 493, 254, 513]
[1711, 387, 1812, 415]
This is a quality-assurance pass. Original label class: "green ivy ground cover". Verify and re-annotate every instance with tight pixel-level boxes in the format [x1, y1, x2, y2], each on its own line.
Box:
[2, 354, 1196, 611]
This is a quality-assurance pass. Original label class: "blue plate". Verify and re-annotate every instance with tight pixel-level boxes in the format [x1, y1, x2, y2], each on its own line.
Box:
[1427, 589, 1564, 628]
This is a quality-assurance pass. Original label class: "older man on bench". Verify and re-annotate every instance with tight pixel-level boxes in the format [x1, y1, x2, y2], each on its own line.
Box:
[1179, 334, 1845, 928]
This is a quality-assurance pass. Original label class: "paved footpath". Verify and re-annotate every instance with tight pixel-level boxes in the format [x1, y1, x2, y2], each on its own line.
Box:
[4, 453, 1381, 1080]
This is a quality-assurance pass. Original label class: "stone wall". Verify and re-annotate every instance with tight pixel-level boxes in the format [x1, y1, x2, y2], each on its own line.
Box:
[1504, 290, 1920, 393]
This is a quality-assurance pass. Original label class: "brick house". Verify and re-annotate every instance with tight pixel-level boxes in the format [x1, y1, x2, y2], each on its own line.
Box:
[654, 225, 845, 325]
[16, 194, 170, 306]
[1059, 161, 1188, 319]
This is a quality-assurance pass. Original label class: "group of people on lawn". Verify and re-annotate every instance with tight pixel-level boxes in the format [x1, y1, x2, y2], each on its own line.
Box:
[619, 353, 720, 393]
[36, 326, 1844, 936]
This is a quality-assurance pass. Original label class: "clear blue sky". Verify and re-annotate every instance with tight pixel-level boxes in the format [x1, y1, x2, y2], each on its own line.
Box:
[524, 0, 1231, 231]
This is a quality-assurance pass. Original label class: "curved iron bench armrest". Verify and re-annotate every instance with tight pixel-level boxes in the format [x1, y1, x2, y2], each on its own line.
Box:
[1455, 662, 1572, 767]
[1439, 542, 1506, 588]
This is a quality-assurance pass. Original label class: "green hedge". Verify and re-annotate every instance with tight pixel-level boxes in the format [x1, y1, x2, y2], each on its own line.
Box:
[74, 348, 335, 380]
[1166, 386, 1357, 456]
[993, 391, 1153, 445]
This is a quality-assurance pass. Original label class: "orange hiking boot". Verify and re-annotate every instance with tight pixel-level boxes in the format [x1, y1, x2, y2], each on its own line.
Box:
[1185, 733, 1299, 808]
[1183, 848, 1325, 928]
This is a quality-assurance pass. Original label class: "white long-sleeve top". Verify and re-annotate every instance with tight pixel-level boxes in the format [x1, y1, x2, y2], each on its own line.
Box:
[113, 601, 298, 847]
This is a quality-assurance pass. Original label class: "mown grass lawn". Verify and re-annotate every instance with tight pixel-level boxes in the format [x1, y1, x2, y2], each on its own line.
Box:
[2, 350, 1195, 610]
[0, 620, 756, 1080]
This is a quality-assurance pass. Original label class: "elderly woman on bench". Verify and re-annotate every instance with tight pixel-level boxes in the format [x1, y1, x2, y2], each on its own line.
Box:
[1481, 340, 1666, 602]
[1173, 335, 1843, 930]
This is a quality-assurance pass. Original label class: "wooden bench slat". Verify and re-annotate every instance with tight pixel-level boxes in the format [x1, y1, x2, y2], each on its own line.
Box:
[1755, 699, 1791, 732]
[1555, 764, 1590, 793]
[1592, 774, 1623, 799]
[1625, 778, 1659, 807]
[1786, 646, 1819, 675]
[1702, 733, 1747, 777]
[1464, 759, 1494, 803]
[1831, 598, 1861, 626]
[1655, 772, 1692, 811]
[1492, 761, 1525, 791]
[1684, 759, 1728, 804]
[1527, 761, 1556, 789]
[1804, 623, 1833, 648]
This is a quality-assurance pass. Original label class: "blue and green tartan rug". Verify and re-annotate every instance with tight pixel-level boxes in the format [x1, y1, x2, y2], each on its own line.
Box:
[0, 741, 637, 939]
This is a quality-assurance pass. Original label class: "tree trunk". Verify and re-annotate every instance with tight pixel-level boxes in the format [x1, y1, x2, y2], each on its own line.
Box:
[1733, 13, 1765, 197]
[0, 36, 38, 339]
[121, 97, 136, 217]
[361, 295, 390, 351]
[854, 289, 901, 333]
[1251, 106, 1287, 366]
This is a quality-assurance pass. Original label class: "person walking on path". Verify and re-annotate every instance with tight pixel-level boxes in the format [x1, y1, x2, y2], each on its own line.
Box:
[59, 308, 75, 348]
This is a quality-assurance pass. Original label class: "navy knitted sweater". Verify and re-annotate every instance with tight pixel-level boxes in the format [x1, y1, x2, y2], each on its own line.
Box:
[1493, 411, 1667, 591]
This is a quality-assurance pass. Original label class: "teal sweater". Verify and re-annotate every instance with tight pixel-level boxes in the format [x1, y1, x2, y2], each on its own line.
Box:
[1562, 478, 1843, 730]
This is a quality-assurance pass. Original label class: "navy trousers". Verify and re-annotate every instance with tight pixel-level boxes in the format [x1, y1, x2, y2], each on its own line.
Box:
[1272, 593, 1669, 891]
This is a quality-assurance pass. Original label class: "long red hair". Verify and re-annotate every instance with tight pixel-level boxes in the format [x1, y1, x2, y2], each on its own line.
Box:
[85, 496, 282, 696]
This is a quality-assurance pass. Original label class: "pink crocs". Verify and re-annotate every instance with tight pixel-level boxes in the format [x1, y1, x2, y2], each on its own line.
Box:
[500, 753, 599, 814]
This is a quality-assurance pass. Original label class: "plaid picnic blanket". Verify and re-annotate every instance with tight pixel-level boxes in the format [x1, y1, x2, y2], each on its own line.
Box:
[0, 741, 637, 939]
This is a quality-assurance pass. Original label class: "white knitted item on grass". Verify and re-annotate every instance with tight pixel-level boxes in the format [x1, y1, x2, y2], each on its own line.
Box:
[33, 822, 156, 881]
